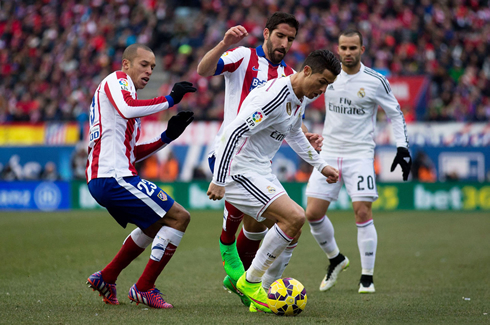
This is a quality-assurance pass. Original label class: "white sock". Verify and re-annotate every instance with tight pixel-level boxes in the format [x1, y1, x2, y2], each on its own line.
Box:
[246, 224, 292, 283]
[309, 215, 339, 258]
[357, 219, 377, 275]
[243, 227, 268, 241]
[124, 228, 152, 248]
[150, 226, 184, 262]
[262, 242, 297, 290]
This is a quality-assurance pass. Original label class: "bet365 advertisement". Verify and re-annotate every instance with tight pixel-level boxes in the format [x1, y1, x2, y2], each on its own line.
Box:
[70, 181, 490, 211]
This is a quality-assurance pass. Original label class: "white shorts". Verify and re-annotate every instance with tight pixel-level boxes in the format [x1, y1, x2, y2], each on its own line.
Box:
[306, 157, 378, 202]
[225, 172, 287, 222]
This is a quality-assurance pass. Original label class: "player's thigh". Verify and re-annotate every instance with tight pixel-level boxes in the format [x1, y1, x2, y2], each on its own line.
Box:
[305, 158, 343, 202]
[342, 158, 379, 201]
[88, 176, 175, 230]
[305, 196, 331, 221]
[262, 194, 305, 229]
[243, 214, 268, 232]
[225, 173, 286, 223]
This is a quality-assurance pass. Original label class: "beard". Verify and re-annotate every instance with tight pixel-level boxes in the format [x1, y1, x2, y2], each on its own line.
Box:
[341, 54, 361, 67]
[266, 39, 286, 64]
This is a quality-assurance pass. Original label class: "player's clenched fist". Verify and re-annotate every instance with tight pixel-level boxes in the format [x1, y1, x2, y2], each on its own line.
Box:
[207, 182, 225, 201]
[321, 165, 339, 184]
[222, 25, 248, 47]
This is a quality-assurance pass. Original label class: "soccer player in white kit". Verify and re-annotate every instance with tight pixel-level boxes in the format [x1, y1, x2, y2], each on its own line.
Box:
[305, 30, 412, 294]
[85, 44, 197, 308]
[207, 50, 340, 313]
[197, 12, 323, 305]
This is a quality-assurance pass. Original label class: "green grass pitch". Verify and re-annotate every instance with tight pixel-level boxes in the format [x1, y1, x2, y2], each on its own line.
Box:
[0, 210, 489, 324]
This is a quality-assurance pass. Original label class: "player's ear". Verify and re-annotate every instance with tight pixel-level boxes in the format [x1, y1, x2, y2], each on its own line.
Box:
[303, 65, 312, 77]
[122, 59, 131, 71]
[263, 28, 270, 40]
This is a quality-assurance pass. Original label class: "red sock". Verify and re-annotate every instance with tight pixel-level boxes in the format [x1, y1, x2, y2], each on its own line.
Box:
[220, 201, 244, 245]
[236, 228, 261, 269]
[101, 235, 145, 284]
[136, 243, 177, 292]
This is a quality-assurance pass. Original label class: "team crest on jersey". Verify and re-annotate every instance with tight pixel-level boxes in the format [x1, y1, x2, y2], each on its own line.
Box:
[246, 110, 264, 129]
[119, 78, 130, 91]
[158, 191, 167, 201]
[267, 186, 276, 194]
[357, 88, 366, 98]
[286, 102, 292, 115]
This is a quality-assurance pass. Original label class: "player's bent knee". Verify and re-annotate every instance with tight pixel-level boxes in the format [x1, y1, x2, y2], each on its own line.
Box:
[289, 207, 306, 231]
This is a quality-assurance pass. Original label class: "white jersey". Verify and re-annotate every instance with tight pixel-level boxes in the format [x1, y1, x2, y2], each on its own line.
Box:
[213, 76, 328, 186]
[322, 63, 409, 158]
[86, 71, 173, 182]
[211, 45, 296, 155]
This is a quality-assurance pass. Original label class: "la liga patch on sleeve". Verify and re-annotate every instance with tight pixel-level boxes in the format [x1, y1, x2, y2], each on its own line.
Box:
[118, 78, 130, 91]
[245, 110, 264, 129]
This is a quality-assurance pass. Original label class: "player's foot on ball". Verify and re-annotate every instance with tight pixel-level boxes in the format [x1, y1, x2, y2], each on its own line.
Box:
[319, 254, 350, 292]
[220, 240, 245, 282]
[358, 275, 375, 294]
[236, 273, 272, 313]
[223, 275, 251, 307]
[87, 271, 119, 305]
[128, 284, 173, 308]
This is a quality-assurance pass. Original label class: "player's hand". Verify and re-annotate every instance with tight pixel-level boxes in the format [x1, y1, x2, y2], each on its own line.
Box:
[165, 111, 194, 140]
[222, 25, 248, 47]
[390, 147, 412, 181]
[305, 132, 323, 151]
[321, 165, 339, 184]
[207, 182, 225, 201]
[169, 81, 197, 105]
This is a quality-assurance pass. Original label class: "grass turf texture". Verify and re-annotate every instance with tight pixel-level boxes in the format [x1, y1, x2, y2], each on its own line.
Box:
[0, 210, 488, 324]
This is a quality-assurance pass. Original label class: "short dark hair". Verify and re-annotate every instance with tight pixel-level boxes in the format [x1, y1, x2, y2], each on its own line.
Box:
[265, 12, 299, 35]
[122, 43, 153, 62]
[301, 50, 341, 76]
[339, 29, 363, 46]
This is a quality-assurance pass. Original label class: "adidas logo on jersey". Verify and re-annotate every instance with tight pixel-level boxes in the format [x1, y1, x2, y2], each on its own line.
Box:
[328, 85, 335, 90]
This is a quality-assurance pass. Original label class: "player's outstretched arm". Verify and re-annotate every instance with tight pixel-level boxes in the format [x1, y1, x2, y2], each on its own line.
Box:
[134, 111, 194, 163]
[197, 25, 248, 77]
[321, 165, 339, 184]
[390, 147, 412, 181]
[207, 182, 225, 201]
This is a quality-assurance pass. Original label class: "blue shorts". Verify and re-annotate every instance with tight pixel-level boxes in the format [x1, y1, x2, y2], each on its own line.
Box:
[208, 155, 216, 174]
[88, 176, 175, 229]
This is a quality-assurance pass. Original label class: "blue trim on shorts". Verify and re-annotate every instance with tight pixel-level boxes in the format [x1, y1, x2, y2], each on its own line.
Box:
[88, 176, 175, 229]
[208, 155, 216, 174]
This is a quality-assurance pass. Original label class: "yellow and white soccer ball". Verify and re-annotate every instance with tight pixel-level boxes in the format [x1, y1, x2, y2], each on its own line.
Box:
[267, 277, 307, 316]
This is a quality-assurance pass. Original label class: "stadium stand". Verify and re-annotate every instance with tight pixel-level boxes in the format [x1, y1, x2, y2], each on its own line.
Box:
[0, 0, 488, 124]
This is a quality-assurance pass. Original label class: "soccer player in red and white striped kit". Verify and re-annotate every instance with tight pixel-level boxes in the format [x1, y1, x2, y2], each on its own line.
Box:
[197, 12, 323, 305]
[85, 44, 196, 308]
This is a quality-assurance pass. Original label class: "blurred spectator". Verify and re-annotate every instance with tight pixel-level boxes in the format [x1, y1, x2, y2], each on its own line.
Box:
[1, 155, 23, 180]
[23, 161, 42, 180]
[140, 154, 160, 181]
[192, 166, 207, 180]
[411, 151, 436, 182]
[295, 161, 313, 182]
[159, 151, 179, 182]
[41, 161, 59, 181]
[0, 1, 488, 124]
[71, 142, 87, 180]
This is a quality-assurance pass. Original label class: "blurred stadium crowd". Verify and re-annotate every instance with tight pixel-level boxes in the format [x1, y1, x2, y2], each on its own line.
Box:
[0, 0, 489, 124]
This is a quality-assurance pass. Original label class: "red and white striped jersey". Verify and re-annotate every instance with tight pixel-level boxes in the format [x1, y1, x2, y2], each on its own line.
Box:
[211, 45, 295, 154]
[86, 71, 173, 182]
